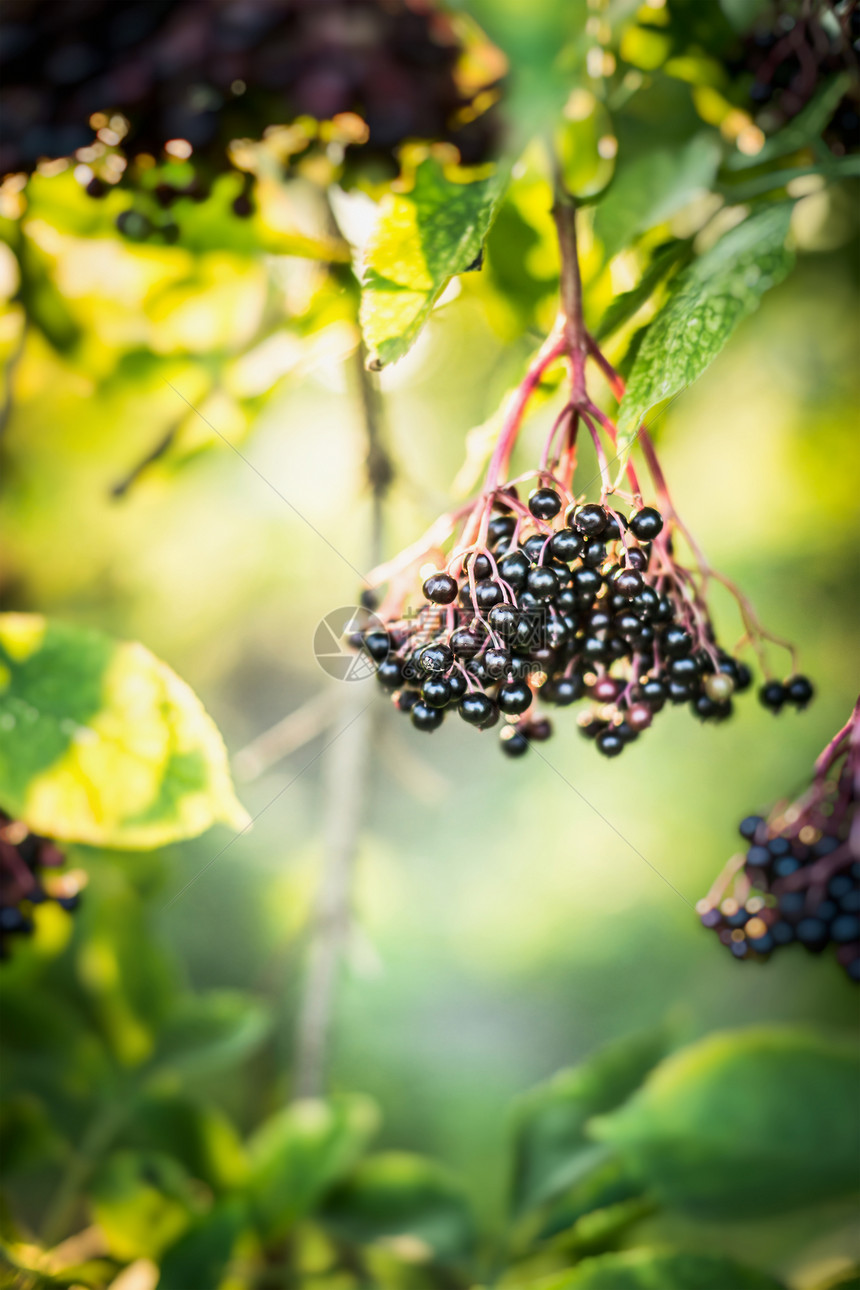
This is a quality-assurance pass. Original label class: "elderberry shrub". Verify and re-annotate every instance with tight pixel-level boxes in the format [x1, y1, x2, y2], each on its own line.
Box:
[0, 811, 82, 960]
[699, 698, 860, 983]
[357, 493, 811, 758]
[0, 0, 501, 235]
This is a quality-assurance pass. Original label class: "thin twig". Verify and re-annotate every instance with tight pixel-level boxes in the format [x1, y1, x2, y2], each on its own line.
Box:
[233, 690, 338, 783]
[292, 328, 391, 1100]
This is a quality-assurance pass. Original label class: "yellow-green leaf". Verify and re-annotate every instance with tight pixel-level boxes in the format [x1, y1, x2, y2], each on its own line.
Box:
[0, 613, 249, 847]
[360, 158, 508, 369]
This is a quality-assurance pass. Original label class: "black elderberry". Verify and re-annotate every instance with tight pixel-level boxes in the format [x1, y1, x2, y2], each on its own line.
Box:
[447, 672, 467, 700]
[522, 717, 552, 741]
[739, 814, 765, 840]
[488, 515, 516, 542]
[588, 609, 612, 633]
[543, 675, 583, 705]
[527, 566, 560, 600]
[377, 658, 403, 687]
[771, 921, 795, 945]
[759, 680, 788, 711]
[632, 586, 658, 617]
[469, 554, 493, 579]
[615, 611, 642, 639]
[779, 892, 807, 920]
[484, 647, 511, 678]
[466, 657, 489, 683]
[422, 573, 458, 604]
[669, 656, 699, 683]
[448, 629, 478, 659]
[556, 588, 578, 613]
[419, 643, 453, 674]
[582, 635, 608, 661]
[632, 624, 655, 650]
[572, 568, 603, 599]
[363, 631, 391, 662]
[498, 680, 532, 715]
[614, 720, 639, 743]
[629, 507, 664, 540]
[603, 512, 627, 540]
[663, 625, 692, 656]
[734, 661, 753, 692]
[746, 844, 771, 868]
[641, 679, 667, 709]
[832, 915, 860, 943]
[474, 579, 504, 609]
[612, 567, 643, 598]
[545, 619, 569, 649]
[767, 837, 792, 857]
[498, 551, 530, 590]
[572, 503, 607, 535]
[596, 728, 625, 757]
[522, 535, 549, 562]
[550, 528, 582, 562]
[582, 539, 607, 569]
[625, 547, 649, 572]
[529, 487, 563, 520]
[668, 679, 693, 704]
[411, 701, 444, 732]
[488, 604, 519, 638]
[829, 875, 853, 899]
[458, 692, 497, 727]
[501, 729, 529, 757]
[786, 675, 814, 708]
[396, 689, 419, 712]
[796, 917, 829, 950]
[773, 855, 801, 878]
[421, 677, 452, 708]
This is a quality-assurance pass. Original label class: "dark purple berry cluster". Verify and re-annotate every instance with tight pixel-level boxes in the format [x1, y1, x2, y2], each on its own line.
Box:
[0, 811, 81, 960]
[725, 6, 859, 155]
[1, 0, 501, 235]
[360, 486, 800, 758]
[699, 699, 860, 983]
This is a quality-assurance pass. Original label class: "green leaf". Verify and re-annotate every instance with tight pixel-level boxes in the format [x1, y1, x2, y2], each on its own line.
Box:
[725, 75, 853, 171]
[90, 1150, 200, 1260]
[589, 1028, 860, 1219]
[319, 1152, 476, 1264]
[360, 158, 508, 369]
[513, 1027, 674, 1217]
[0, 613, 249, 847]
[515, 1248, 787, 1290]
[153, 991, 270, 1077]
[156, 1198, 246, 1290]
[0, 1095, 64, 1175]
[593, 133, 722, 263]
[616, 204, 795, 451]
[246, 1094, 379, 1243]
[593, 240, 693, 342]
[122, 1094, 248, 1192]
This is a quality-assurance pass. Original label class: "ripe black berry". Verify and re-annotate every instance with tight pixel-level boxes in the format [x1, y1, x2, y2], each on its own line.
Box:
[458, 692, 497, 728]
[498, 552, 530, 590]
[759, 680, 787, 711]
[786, 675, 814, 708]
[422, 573, 458, 604]
[411, 701, 444, 732]
[662, 625, 692, 657]
[419, 643, 453, 674]
[363, 631, 391, 662]
[474, 580, 504, 609]
[572, 503, 607, 535]
[612, 568, 643, 598]
[498, 680, 532, 715]
[629, 507, 663, 540]
[488, 515, 516, 542]
[596, 728, 625, 757]
[377, 658, 403, 687]
[529, 487, 562, 520]
[739, 815, 765, 841]
[550, 528, 582, 562]
[543, 675, 583, 705]
[488, 604, 519, 638]
[500, 729, 529, 757]
[484, 647, 511, 678]
[451, 629, 483, 658]
[526, 566, 560, 600]
[421, 677, 451, 708]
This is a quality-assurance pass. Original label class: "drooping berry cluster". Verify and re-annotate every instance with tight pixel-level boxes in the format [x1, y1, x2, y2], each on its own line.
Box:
[361, 484, 812, 758]
[1, 0, 501, 233]
[698, 696, 860, 983]
[725, 3, 859, 156]
[357, 200, 807, 760]
[0, 811, 82, 960]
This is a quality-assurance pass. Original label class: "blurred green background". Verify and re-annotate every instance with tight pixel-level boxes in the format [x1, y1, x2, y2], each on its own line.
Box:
[1, 0, 859, 1284]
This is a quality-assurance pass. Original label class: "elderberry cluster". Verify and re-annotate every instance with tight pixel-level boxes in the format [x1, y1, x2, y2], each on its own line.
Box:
[359, 487, 812, 758]
[725, 4, 859, 155]
[699, 699, 860, 984]
[699, 816, 860, 984]
[0, 811, 81, 960]
[1, 0, 500, 229]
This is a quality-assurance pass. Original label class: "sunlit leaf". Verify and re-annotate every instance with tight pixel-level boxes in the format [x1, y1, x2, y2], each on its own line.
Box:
[593, 240, 692, 342]
[319, 1152, 476, 1264]
[246, 1094, 380, 1242]
[593, 133, 722, 262]
[0, 614, 249, 847]
[514, 1248, 787, 1289]
[360, 158, 508, 369]
[153, 991, 270, 1077]
[616, 203, 794, 452]
[90, 1150, 200, 1261]
[589, 1028, 860, 1218]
